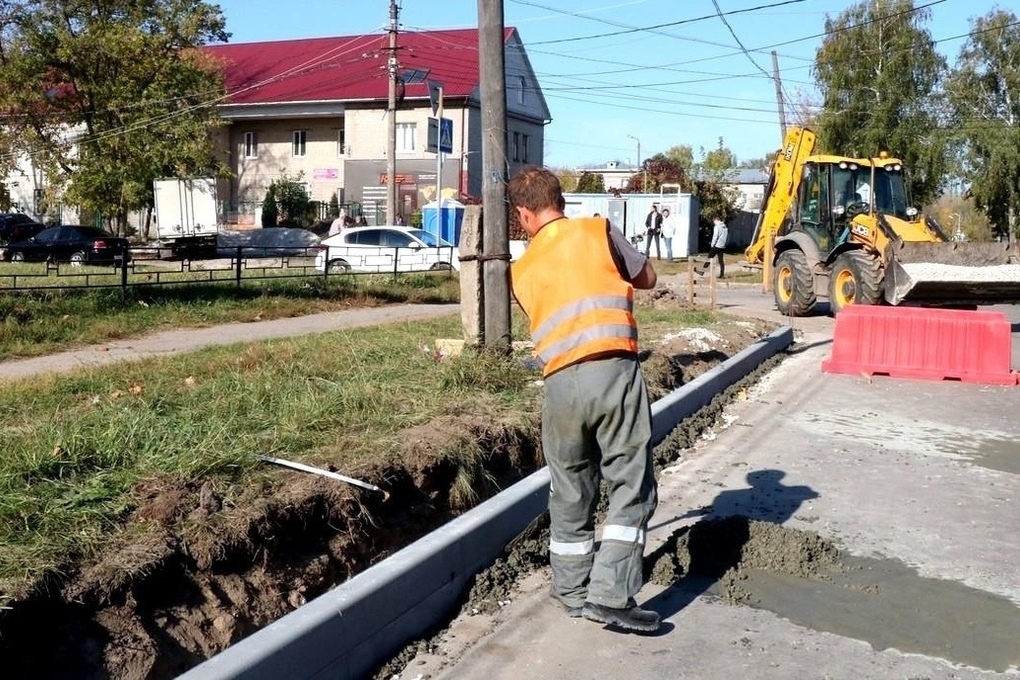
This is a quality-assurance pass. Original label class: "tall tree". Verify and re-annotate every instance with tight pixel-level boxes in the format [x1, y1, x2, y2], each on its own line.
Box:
[812, 0, 948, 207]
[0, 0, 229, 232]
[665, 144, 694, 175]
[624, 153, 688, 194]
[575, 170, 605, 193]
[700, 138, 736, 173]
[946, 9, 1020, 244]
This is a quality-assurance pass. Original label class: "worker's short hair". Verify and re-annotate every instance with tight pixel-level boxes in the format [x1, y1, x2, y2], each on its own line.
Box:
[508, 166, 565, 213]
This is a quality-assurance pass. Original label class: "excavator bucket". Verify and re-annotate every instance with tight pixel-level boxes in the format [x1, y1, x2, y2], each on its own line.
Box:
[884, 241, 1020, 306]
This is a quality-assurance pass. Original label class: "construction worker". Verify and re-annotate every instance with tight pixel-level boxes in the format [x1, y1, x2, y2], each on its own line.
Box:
[508, 166, 661, 633]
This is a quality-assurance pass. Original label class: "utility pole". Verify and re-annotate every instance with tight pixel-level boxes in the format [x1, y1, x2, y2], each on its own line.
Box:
[386, 0, 399, 224]
[771, 50, 787, 144]
[477, 0, 511, 352]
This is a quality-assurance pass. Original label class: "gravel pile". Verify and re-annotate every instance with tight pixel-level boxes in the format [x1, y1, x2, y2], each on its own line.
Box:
[899, 263, 1020, 282]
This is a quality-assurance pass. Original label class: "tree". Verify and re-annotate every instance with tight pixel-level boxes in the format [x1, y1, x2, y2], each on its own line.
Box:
[554, 169, 579, 193]
[261, 186, 278, 228]
[575, 171, 605, 193]
[328, 190, 340, 218]
[946, 9, 1020, 244]
[269, 173, 310, 226]
[701, 138, 736, 173]
[624, 154, 688, 194]
[665, 144, 694, 175]
[812, 0, 948, 207]
[0, 0, 230, 234]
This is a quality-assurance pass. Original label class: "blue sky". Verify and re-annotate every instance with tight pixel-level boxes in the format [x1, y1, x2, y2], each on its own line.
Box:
[211, 0, 998, 168]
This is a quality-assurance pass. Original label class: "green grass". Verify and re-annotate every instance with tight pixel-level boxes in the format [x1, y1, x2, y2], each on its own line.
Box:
[0, 274, 459, 360]
[0, 314, 540, 598]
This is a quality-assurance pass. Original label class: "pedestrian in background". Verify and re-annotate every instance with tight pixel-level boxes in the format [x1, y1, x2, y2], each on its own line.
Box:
[660, 207, 676, 262]
[702, 213, 729, 278]
[643, 204, 662, 259]
[508, 165, 661, 633]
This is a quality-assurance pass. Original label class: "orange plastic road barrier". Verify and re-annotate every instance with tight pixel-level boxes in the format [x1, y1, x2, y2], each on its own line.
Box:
[822, 305, 1019, 386]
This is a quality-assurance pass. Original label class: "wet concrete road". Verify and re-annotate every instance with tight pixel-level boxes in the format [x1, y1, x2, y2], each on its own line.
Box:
[403, 286, 1020, 679]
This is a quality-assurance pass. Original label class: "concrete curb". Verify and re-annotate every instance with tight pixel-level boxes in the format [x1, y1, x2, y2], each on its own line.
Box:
[178, 326, 795, 680]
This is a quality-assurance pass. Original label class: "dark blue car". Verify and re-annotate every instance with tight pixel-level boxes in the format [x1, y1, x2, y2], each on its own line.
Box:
[0, 212, 46, 243]
[3, 225, 130, 266]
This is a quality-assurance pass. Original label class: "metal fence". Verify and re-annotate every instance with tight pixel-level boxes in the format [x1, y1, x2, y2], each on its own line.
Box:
[0, 245, 456, 293]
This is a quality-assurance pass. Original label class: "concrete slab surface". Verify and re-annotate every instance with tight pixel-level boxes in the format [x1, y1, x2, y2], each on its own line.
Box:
[404, 311, 1020, 680]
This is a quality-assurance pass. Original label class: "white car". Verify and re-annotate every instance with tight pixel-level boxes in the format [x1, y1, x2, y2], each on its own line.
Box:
[315, 226, 460, 274]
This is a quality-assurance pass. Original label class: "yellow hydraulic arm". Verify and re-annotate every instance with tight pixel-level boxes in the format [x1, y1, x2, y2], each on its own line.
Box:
[744, 127, 817, 265]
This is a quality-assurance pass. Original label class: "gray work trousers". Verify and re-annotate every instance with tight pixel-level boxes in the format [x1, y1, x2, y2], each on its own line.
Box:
[542, 355, 658, 610]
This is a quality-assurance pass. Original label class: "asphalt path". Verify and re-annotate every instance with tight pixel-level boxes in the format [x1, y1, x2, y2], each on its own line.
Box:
[402, 283, 1020, 680]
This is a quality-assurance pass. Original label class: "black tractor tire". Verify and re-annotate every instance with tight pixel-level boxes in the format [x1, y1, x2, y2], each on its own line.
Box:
[828, 250, 883, 315]
[773, 249, 816, 317]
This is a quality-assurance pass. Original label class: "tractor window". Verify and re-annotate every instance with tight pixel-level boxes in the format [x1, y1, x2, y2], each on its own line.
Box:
[798, 164, 829, 226]
[873, 167, 909, 219]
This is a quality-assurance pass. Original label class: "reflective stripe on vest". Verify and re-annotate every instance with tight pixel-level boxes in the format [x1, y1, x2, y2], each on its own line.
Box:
[549, 538, 595, 556]
[537, 323, 638, 366]
[601, 524, 646, 546]
[531, 294, 632, 345]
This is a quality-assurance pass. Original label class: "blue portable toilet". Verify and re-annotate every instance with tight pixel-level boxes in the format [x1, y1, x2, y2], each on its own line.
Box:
[421, 198, 465, 245]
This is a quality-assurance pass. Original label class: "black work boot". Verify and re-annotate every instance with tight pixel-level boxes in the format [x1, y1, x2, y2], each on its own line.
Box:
[581, 602, 661, 632]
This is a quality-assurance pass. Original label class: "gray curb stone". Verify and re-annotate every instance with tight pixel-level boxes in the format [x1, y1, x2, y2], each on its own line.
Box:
[179, 326, 795, 680]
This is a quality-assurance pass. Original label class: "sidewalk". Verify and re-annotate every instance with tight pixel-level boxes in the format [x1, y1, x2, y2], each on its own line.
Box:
[402, 331, 1020, 679]
[0, 303, 459, 382]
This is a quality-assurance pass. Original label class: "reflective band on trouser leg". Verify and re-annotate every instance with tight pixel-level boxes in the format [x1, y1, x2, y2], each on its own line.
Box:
[601, 525, 645, 546]
[549, 538, 594, 556]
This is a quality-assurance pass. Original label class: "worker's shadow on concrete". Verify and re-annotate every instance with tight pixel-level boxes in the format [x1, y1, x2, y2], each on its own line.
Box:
[641, 469, 818, 630]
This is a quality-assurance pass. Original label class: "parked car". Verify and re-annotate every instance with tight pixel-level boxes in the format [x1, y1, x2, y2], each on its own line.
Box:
[315, 226, 459, 274]
[0, 212, 46, 244]
[2, 225, 130, 266]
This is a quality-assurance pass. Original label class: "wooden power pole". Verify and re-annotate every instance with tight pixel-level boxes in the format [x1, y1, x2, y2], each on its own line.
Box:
[386, 0, 399, 224]
[477, 0, 511, 352]
[771, 50, 787, 144]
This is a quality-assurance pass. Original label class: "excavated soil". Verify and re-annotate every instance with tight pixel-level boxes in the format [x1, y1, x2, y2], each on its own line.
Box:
[0, 292, 774, 680]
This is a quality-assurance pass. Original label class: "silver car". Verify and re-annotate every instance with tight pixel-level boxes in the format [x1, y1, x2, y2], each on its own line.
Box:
[315, 226, 460, 274]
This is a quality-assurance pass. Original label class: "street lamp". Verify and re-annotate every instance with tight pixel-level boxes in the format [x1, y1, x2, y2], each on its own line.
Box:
[627, 134, 646, 193]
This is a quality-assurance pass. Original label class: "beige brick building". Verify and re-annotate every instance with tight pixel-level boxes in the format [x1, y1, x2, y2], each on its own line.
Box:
[206, 27, 551, 225]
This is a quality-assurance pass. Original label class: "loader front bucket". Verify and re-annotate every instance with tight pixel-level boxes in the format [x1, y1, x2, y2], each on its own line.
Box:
[883, 241, 1020, 306]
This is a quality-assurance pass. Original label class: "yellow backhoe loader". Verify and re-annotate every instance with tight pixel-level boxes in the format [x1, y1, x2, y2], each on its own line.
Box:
[745, 127, 1020, 316]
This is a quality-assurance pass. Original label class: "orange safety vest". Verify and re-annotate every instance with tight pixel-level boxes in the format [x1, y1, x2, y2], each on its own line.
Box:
[511, 217, 638, 377]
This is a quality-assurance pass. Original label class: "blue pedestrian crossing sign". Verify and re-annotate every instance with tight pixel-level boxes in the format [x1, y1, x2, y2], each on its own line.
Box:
[427, 117, 454, 154]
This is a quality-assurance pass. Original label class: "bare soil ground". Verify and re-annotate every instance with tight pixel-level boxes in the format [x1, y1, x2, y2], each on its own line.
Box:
[0, 289, 775, 680]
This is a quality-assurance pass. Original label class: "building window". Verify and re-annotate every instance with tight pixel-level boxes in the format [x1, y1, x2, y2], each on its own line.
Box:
[243, 131, 257, 158]
[292, 130, 306, 157]
[512, 132, 520, 162]
[396, 122, 416, 152]
[518, 76, 526, 105]
[522, 134, 530, 163]
[337, 125, 346, 156]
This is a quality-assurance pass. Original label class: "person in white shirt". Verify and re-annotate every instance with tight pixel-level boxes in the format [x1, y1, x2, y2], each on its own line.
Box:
[660, 208, 677, 262]
[704, 214, 729, 278]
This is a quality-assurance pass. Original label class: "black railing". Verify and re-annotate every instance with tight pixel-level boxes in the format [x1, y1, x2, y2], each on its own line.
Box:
[0, 244, 457, 292]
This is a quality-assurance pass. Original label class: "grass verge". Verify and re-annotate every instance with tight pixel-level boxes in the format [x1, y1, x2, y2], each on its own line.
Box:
[0, 304, 721, 602]
[0, 273, 459, 361]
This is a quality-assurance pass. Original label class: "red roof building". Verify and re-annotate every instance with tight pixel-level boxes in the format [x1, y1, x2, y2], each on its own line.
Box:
[203, 27, 550, 225]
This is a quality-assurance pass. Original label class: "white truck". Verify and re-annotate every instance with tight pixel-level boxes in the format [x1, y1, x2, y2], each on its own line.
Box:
[152, 177, 219, 259]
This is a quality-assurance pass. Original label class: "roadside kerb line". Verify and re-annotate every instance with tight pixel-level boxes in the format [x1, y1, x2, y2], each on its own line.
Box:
[178, 325, 795, 680]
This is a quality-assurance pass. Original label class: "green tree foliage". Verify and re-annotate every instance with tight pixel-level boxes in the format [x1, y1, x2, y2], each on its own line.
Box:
[555, 169, 579, 193]
[812, 0, 948, 207]
[701, 138, 737, 173]
[575, 171, 605, 193]
[665, 144, 694, 175]
[269, 173, 310, 227]
[261, 186, 278, 228]
[625, 154, 688, 194]
[0, 0, 230, 233]
[328, 190, 340, 218]
[946, 9, 1020, 244]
